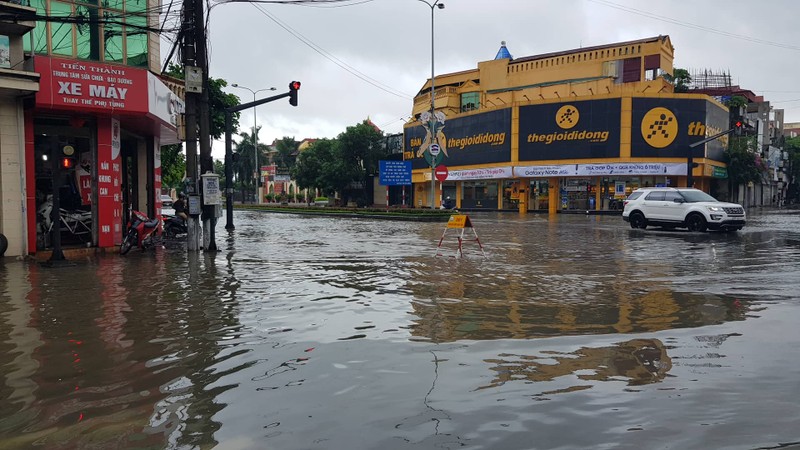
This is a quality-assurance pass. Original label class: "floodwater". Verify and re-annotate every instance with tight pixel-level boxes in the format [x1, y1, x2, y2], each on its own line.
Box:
[1, 208, 799, 449]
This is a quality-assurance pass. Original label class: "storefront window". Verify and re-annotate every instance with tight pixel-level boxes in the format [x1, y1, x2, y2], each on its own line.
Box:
[502, 180, 520, 209]
[125, 14, 148, 67]
[50, 1, 75, 56]
[530, 180, 549, 210]
[103, 16, 124, 63]
[461, 181, 498, 209]
[24, 0, 148, 66]
[24, 0, 48, 54]
[76, 5, 101, 60]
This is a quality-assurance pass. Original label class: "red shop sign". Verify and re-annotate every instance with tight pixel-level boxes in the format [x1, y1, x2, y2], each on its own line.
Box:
[35, 56, 149, 114]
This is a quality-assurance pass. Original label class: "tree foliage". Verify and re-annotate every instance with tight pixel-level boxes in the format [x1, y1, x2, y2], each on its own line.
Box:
[274, 137, 299, 170]
[785, 136, 800, 201]
[290, 121, 386, 202]
[160, 144, 185, 189]
[725, 136, 762, 186]
[163, 64, 240, 139]
[160, 64, 242, 190]
[666, 68, 692, 93]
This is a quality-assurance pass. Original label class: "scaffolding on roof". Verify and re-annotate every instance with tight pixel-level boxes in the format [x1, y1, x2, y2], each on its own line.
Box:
[688, 69, 733, 89]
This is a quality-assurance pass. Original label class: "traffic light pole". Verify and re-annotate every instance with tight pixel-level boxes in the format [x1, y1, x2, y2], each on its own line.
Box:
[687, 127, 736, 188]
[224, 90, 292, 230]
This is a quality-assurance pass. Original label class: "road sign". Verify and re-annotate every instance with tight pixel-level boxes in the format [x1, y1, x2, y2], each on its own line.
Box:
[429, 143, 440, 156]
[379, 160, 412, 186]
[434, 165, 449, 182]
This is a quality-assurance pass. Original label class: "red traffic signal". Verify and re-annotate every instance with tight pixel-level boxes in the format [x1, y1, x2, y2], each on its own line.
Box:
[61, 157, 76, 170]
[289, 81, 300, 107]
[734, 120, 744, 135]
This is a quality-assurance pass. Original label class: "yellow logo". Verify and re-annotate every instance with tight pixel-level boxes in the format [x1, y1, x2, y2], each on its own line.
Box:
[641, 107, 678, 148]
[556, 105, 579, 129]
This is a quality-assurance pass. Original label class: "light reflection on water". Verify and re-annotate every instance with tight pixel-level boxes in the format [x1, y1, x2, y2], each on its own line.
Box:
[0, 209, 798, 449]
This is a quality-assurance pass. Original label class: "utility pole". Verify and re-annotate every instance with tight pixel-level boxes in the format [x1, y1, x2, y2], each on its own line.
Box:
[181, 0, 202, 251]
[195, 0, 217, 252]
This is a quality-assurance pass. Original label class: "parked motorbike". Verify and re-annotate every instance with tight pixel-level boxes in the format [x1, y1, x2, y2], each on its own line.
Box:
[163, 214, 187, 238]
[120, 210, 161, 255]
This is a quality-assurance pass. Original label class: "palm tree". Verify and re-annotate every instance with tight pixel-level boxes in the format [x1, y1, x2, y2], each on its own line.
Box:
[233, 126, 267, 203]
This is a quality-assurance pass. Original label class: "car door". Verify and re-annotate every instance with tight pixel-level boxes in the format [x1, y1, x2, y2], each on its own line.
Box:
[641, 191, 666, 220]
[660, 191, 686, 223]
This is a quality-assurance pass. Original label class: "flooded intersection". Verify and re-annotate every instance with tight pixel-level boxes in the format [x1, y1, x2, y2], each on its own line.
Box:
[1, 209, 799, 449]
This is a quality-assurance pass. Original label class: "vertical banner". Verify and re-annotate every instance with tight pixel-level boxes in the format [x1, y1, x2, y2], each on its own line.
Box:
[154, 137, 162, 218]
[78, 151, 93, 205]
[97, 118, 123, 247]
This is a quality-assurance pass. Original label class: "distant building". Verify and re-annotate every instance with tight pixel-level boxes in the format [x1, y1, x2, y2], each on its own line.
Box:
[405, 36, 743, 211]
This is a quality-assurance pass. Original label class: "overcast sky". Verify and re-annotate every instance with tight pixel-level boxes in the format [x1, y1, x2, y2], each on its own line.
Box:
[203, 0, 800, 159]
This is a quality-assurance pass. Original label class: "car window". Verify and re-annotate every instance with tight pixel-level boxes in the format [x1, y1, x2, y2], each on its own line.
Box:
[644, 191, 665, 201]
[679, 190, 718, 202]
[627, 192, 644, 201]
[664, 192, 683, 202]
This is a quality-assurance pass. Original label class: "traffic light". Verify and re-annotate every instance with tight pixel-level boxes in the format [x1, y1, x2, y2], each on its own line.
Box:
[60, 145, 76, 171]
[61, 156, 76, 170]
[730, 105, 745, 136]
[289, 81, 301, 107]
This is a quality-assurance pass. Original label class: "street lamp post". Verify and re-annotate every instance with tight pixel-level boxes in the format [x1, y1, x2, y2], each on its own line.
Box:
[232, 83, 276, 204]
[419, 0, 444, 209]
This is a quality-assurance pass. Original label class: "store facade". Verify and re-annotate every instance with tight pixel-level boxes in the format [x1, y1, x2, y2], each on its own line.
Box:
[405, 93, 730, 211]
[404, 36, 734, 211]
[27, 56, 182, 254]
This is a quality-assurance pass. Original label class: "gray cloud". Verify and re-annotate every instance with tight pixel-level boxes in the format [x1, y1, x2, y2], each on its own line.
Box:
[206, 0, 800, 158]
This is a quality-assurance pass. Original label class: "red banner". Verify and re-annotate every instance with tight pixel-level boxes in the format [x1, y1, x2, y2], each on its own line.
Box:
[35, 56, 148, 113]
[96, 118, 123, 247]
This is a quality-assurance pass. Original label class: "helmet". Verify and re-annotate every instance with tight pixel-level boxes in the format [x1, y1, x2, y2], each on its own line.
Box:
[179, 192, 187, 198]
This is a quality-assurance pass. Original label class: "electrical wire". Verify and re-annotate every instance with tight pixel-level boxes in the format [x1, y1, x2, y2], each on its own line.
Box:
[238, 3, 414, 100]
[586, 0, 800, 51]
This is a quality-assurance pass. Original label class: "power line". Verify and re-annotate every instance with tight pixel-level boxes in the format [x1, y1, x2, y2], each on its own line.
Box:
[586, 0, 800, 51]
[240, 3, 414, 100]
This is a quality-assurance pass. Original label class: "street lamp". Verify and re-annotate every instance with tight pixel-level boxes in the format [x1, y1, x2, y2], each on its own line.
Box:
[418, 0, 444, 209]
[232, 83, 276, 204]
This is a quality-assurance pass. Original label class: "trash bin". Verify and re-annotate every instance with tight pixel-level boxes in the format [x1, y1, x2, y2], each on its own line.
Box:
[588, 197, 595, 210]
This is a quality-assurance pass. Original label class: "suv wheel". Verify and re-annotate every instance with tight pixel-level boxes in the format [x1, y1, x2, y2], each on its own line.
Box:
[629, 211, 647, 229]
[685, 213, 707, 232]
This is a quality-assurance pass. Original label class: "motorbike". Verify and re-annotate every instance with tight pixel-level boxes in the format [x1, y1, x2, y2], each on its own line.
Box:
[163, 214, 187, 238]
[120, 210, 161, 255]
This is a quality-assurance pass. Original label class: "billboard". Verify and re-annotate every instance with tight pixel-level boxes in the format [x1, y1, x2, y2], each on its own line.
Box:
[404, 109, 511, 170]
[631, 98, 729, 161]
[518, 99, 621, 161]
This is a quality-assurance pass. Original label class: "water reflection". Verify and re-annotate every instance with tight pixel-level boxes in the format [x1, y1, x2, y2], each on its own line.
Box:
[0, 251, 246, 448]
[481, 338, 672, 393]
[408, 290, 749, 343]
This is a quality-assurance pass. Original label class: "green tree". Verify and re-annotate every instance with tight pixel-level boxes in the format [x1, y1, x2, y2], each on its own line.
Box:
[665, 68, 692, 93]
[785, 136, 800, 202]
[160, 64, 241, 189]
[292, 138, 347, 197]
[725, 136, 762, 188]
[724, 95, 748, 110]
[336, 120, 386, 205]
[233, 126, 265, 202]
[274, 137, 299, 170]
[160, 144, 185, 189]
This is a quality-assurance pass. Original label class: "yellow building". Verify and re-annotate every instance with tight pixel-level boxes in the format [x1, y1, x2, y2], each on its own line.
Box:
[404, 36, 732, 212]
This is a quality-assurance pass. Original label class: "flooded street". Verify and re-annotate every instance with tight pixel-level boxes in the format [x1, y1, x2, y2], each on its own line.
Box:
[1, 209, 799, 449]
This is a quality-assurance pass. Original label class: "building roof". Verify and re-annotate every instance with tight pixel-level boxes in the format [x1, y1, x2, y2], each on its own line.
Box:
[494, 41, 512, 60]
[511, 35, 671, 64]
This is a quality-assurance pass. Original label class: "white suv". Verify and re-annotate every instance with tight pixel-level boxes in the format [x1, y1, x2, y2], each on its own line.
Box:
[622, 187, 746, 232]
